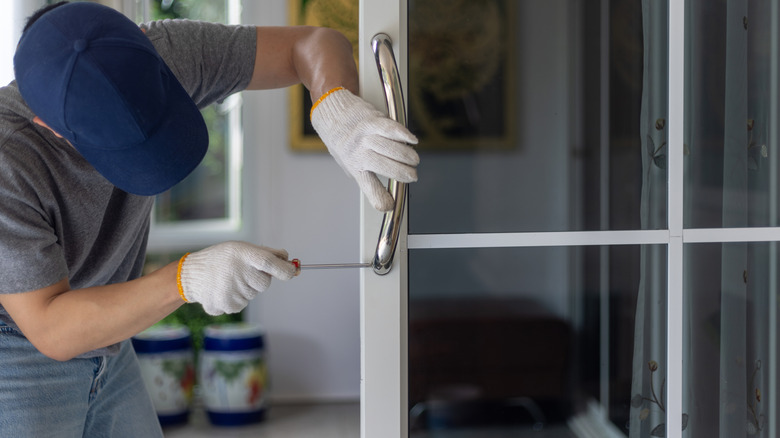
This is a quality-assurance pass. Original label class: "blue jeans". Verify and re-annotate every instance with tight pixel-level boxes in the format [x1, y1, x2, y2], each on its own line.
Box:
[0, 324, 164, 438]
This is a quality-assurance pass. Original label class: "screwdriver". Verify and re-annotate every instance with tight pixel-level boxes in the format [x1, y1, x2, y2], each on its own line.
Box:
[291, 259, 371, 276]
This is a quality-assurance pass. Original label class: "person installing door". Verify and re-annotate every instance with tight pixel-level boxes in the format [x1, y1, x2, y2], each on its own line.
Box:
[0, 2, 418, 436]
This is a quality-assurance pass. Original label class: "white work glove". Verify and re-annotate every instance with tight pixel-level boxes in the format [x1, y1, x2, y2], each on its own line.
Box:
[311, 87, 420, 211]
[177, 241, 297, 316]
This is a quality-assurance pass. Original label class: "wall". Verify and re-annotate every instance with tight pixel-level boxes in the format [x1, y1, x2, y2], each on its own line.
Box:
[241, 1, 361, 402]
[1, 3, 43, 85]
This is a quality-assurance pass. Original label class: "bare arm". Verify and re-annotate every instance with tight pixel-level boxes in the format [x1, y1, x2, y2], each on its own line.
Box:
[248, 26, 359, 100]
[0, 262, 183, 361]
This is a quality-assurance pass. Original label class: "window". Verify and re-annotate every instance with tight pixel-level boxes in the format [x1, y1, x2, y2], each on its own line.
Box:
[123, 0, 245, 251]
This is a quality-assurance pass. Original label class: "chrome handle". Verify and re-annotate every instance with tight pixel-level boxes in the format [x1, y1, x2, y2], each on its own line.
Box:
[371, 33, 409, 275]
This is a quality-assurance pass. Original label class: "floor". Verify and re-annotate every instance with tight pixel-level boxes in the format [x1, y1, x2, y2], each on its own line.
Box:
[162, 403, 577, 438]
[411, 425, 575, 438]
[163, 402, 360, 438]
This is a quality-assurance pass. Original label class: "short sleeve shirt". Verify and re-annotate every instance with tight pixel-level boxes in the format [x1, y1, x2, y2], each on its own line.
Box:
[0, 20, 256, 357]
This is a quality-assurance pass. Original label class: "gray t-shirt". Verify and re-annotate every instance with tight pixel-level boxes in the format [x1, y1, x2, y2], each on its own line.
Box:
[0, 20, 256, 357]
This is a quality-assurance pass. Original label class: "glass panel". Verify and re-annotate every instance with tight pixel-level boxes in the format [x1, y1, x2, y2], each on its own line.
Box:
[684, 242, 778, 437]
[685, 1, 778, 228]
[408, 245, 667, 436]
[407, 0, 668, 234]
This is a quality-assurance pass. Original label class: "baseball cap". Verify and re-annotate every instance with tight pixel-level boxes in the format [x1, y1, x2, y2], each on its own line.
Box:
[13, 2, 208, 196]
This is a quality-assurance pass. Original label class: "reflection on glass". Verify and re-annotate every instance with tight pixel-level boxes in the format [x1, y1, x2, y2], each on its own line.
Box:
[408, 245, 667, 436]
[407, 0, 666, 234]
[685, 1, 777, 228]
[684, 242, 778, 437]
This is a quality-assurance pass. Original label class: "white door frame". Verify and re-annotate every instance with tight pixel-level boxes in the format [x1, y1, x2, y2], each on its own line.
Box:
[358, 2, 409, 437]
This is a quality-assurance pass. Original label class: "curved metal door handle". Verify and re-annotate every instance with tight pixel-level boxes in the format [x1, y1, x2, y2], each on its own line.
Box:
[371, 33, 409, 275]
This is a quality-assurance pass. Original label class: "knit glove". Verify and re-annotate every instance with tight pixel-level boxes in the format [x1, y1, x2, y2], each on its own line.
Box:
[177, 241, 297, 316]
[310, 87, 420, 211]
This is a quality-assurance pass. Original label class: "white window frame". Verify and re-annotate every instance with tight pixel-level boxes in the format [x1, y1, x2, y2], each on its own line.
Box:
[359, 2, 780, 438]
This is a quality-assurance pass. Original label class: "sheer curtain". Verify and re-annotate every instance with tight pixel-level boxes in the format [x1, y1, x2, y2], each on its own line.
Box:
[685, 1, 772, 436]
[632, 0, 774, 437]
[630, 0, 669, 436]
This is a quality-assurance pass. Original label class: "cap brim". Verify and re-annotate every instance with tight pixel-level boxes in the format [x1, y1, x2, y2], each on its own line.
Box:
[74, 66, 208, 196]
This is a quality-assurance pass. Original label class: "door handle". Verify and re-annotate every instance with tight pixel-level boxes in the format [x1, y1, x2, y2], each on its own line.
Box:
[370, 33, 409, 275]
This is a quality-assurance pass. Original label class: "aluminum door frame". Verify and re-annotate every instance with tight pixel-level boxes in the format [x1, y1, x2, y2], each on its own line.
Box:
[359, 2, 409, 437]
[356, 2, 726, 438]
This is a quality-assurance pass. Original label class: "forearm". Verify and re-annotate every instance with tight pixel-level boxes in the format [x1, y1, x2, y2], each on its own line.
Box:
[292, 27, 358, 99]
[249, 26, 358, 99]
[2, 262, 183, 361]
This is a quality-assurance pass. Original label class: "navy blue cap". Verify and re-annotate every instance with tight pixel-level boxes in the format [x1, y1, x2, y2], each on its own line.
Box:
[132, 325, 192, 353]
[203, 334, 264, 351]
[13, 2, 208, 196]
[203, 323, 265, 351]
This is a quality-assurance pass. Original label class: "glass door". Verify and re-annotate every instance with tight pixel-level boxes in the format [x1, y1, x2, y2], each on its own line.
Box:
[360, 1, 780, 437]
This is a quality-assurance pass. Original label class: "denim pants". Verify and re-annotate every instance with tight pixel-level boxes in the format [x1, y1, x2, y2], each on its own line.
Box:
[0, 323, 164, 438]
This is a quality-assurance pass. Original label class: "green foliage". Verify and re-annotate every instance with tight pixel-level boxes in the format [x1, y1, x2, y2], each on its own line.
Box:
[161, 358, 190, 380]
[150, 0, 227, 23]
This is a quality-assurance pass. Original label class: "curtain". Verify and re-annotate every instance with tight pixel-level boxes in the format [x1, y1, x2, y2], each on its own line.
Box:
[632, 0, 775, 437]
[630, 0, 669, 436]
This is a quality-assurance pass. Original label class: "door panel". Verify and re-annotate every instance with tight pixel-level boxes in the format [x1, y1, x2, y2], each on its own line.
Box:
[360, 0, 670, 437]
[362, 1, 780, 437]
[404, 1, 661, 435]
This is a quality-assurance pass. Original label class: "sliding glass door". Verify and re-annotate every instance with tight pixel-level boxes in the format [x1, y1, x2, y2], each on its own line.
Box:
[359, 1, 780, 437]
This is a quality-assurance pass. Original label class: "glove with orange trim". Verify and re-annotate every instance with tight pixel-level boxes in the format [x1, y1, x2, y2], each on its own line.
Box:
[177, 241, 297, 315]
[310, 87, 420, 211]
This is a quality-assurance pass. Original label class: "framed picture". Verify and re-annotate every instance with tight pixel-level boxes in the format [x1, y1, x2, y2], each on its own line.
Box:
[288, 0, 515, 152]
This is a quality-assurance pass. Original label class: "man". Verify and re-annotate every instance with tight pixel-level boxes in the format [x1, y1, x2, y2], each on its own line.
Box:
[0, 2, 418, 436]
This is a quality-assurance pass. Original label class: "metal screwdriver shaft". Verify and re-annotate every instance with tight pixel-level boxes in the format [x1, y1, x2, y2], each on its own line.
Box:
[301, 263, 372, 269]
[291, 259, 371, 276]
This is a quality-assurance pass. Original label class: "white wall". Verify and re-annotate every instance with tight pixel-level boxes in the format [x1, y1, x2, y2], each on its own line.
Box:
[0, 6, 15, 86]
[241, 1, 362, 402]
[1, 2, 44, 85]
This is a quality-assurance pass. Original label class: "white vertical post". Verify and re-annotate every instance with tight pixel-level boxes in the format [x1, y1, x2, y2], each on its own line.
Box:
[666, 1, 685, 437]
[359, 1, 409, 437]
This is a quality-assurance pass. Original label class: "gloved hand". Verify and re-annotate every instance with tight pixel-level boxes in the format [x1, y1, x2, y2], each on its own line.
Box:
[310, 87, 420, 211]
[177, 241, 297, 316]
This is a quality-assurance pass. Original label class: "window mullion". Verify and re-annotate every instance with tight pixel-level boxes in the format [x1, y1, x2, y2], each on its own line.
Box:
[666, 0, 685, 437]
